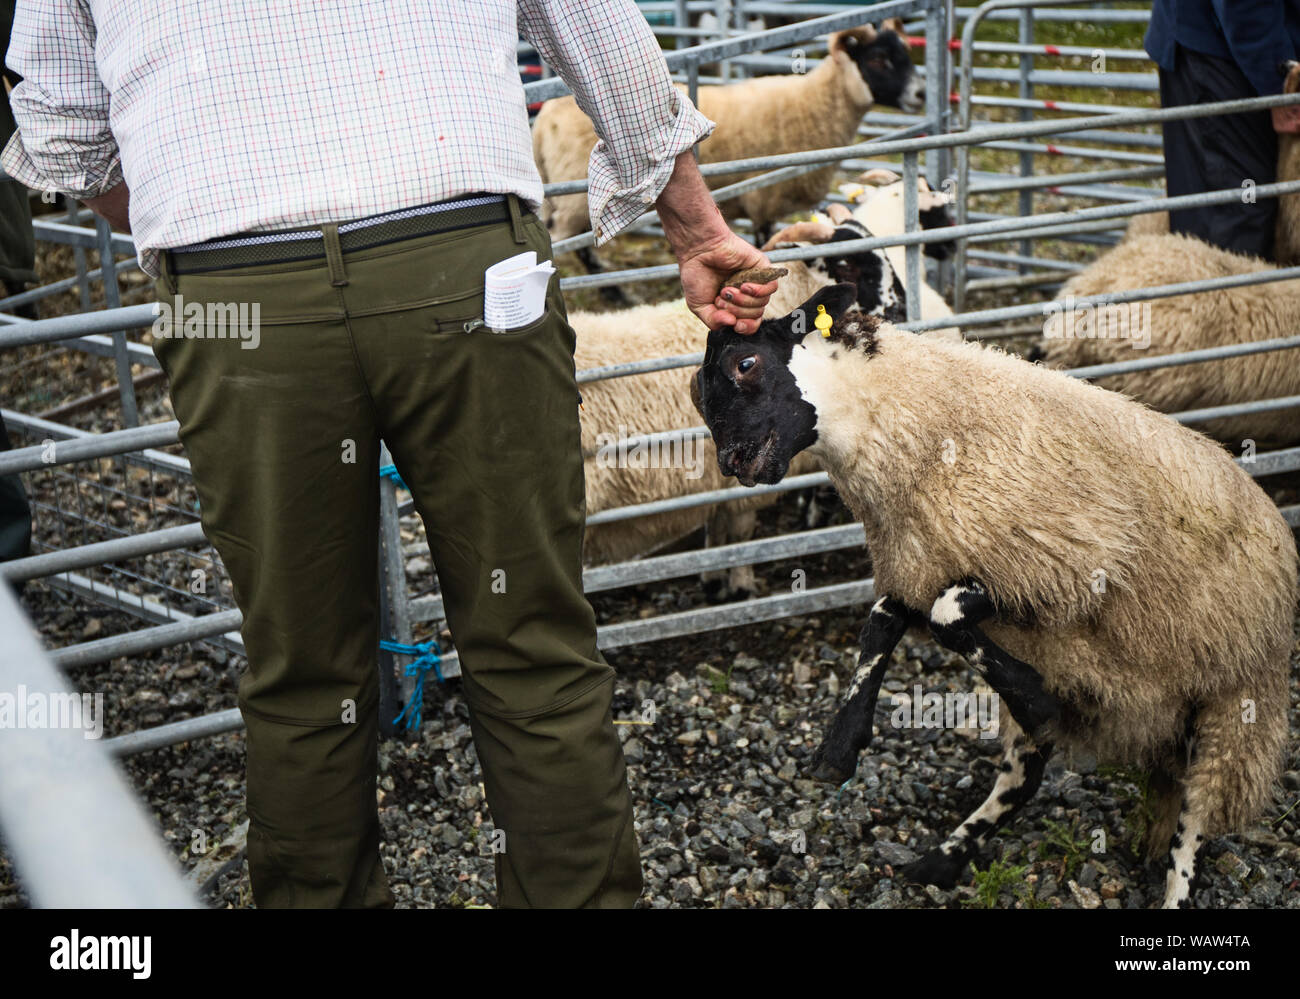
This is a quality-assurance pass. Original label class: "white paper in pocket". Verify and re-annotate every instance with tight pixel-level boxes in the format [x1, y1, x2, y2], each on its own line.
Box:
[484, 250, 555, 331]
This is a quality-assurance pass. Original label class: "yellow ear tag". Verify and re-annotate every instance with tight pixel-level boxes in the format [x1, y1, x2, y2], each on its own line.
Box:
[815, 304, 833, 338]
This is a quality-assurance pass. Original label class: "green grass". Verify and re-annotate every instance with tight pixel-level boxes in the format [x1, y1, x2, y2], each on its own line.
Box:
[963, 857, 1046, 908]
[705, 662, 736, 695]
[1036, 817, 1090, 879]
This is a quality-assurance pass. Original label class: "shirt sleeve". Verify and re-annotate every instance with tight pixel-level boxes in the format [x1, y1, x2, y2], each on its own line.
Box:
[1211, 0, 1297, 97]
[517, 0, 715, 244]
[1, 0, 123, 198]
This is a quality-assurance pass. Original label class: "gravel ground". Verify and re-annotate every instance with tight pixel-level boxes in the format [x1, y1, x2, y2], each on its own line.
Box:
[3, 491, 1297, 910]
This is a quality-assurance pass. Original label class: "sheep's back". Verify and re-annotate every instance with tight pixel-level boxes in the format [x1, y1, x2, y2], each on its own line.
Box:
[1041, 233, 1300, 448]
[841, 333, 1296, 710]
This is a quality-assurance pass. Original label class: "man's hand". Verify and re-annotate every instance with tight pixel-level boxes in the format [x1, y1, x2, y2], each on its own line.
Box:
[656, 151, 779, 333]
[676, 232, 781, 333]
[1273, 104, 1300, 134]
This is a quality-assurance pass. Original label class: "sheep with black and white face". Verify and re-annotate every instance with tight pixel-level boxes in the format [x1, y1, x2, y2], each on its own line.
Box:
[691, 283, 1297, 909]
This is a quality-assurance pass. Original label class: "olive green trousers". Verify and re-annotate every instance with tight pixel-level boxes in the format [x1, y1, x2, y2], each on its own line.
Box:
[153, 201, 641, 908]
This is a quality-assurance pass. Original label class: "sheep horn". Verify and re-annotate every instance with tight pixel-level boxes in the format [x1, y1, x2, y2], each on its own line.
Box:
[857, 168, 901, 187]
[825, 203, 855, 225]
[725, 266, 788, 287]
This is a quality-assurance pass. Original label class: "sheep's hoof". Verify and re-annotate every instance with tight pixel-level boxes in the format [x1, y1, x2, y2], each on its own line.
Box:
[701, 578, 728, 603]
[900, 849, 967, 889]
[807, 746, 856, 785]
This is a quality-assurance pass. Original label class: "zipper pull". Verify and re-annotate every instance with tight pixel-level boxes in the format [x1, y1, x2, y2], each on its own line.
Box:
[463, 318, 486, 333]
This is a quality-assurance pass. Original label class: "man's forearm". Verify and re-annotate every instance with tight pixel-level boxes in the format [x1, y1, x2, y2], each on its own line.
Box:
[656, 152, 733, 259]
[655, 151, 780, 334]
[84, 181, 131, 233]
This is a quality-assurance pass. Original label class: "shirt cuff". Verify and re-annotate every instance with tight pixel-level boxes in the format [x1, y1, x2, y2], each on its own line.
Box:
[0, 129, 124, 200]
[586, 89, 715, 245]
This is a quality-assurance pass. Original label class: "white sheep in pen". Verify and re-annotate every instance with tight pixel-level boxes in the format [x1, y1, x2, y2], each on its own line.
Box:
[691, 282, 1297, 908]
[1036, 231, 1300, 449]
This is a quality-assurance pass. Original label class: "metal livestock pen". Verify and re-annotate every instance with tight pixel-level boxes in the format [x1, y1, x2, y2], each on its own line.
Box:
[0, 0, 1297, 903]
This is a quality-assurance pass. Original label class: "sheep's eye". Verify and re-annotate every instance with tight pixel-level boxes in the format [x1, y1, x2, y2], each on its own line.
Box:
[737, 356, 757, 375]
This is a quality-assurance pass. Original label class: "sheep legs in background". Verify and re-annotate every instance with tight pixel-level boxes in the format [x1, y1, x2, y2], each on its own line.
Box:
[901, 718, 1053, 889]
[927, 580, 1062, 745]
[576, 246, 632, 308]
[807, 595, 912, 785]
[701, 506, 759, 601]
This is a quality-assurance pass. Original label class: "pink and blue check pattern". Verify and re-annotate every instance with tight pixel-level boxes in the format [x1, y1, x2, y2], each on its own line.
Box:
[2, 0, 714, 276]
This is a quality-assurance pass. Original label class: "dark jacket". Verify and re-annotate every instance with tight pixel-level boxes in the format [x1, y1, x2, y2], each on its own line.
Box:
[1146, 0, 1300, 96]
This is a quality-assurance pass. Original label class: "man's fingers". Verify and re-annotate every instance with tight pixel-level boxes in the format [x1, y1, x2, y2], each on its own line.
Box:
[716, 288, 766, 310]
[716, 277, 781, 311]
[698, 303, 759, 334]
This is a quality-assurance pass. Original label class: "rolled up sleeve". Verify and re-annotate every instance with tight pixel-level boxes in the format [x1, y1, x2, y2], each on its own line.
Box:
[1, 0, 122, 198]
[518, 0, 714, 243]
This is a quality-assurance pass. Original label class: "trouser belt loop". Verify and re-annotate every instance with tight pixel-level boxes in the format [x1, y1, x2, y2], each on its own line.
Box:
[507, 194, 527, 245]
[159, 250, 179, 297]
[322, 223, 348, 286]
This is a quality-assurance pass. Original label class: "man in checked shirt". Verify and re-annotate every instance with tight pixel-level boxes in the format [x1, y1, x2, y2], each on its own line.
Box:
[4, 0, 779, 908]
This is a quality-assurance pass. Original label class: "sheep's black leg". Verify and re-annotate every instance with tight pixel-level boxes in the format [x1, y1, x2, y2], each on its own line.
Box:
[808, 595, 913, 784]
[927, 580, 1062, 744]
[901, 722, 1054, 888]
[577, 246, 630, 307]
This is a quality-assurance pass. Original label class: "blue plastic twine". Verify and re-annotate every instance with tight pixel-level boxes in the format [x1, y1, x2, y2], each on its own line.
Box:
[378, 463, 408, 491]
[381, 638, 443, 731]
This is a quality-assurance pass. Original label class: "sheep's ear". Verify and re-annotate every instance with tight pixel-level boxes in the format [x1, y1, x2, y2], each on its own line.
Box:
[831, 24, 876, 53]
[761, 222, 834, 251]
[689, 367, 704, 418]
[880, 18, 906, 35]
[785, 283, 858, 340]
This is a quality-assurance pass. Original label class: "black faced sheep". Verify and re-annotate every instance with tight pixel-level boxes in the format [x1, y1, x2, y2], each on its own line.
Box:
[578, 203, 956, 596]
[691, 283, 1297, 908]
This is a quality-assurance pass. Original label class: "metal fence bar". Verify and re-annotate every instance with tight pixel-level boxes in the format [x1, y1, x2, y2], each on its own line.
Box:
[96, 218, 140, 427]
[0, 582, 197, 906]
[0, 522, 207, 583]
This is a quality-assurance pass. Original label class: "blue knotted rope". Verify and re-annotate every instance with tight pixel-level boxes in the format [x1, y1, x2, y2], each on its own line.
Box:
[381, 638, 443, 731]
[378, 463, 408, 491]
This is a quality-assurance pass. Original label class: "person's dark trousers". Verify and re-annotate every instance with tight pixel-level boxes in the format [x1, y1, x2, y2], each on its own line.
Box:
[1, 0, 36, 587]
[1, 0, 37, 307]
[1158, 44, 1279, 260]
[0, 414, 32, 598]
[152, 198, 642, 908]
